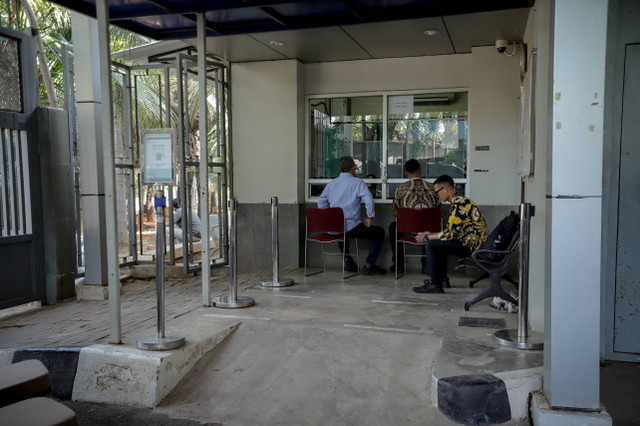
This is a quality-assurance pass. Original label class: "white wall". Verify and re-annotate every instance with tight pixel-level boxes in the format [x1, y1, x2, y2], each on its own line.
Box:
[468, 46, 521, 205]
[304, 54, 470, 94]
[231, 60, 304, 203]
[230, 52, 524, 271]
[305, 52, 521, 206]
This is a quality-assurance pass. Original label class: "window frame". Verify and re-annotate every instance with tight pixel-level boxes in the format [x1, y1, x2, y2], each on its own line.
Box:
[305, 88, 470, 203]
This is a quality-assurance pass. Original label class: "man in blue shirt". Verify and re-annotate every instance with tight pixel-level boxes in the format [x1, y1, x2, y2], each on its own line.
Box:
[318, 156, 386, 275]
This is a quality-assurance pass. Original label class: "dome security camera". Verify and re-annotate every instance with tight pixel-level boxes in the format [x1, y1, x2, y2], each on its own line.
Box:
[496, 39, 509, 53]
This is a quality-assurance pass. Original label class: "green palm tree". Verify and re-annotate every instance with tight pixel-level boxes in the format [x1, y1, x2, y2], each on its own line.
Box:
[1, 0, 151, 107]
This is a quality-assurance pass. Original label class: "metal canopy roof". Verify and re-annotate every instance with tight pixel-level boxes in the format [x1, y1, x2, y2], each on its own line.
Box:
[50, 0, 534, 41]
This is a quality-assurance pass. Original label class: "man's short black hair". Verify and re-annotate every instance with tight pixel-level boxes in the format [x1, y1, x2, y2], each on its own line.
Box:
[173, 198, 180, 209]
[339, 156, 356, 172]
[404, 159, 421, 174]
[434, 174, 455, 188]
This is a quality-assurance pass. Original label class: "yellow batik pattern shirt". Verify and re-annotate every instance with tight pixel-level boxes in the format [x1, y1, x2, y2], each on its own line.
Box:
[442, 195, 487, 251]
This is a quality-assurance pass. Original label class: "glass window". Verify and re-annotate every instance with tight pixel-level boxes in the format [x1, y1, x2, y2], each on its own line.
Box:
[308, 91, 467, 202]
[309, 96, 383, 180]
[387, 93, 467, 180]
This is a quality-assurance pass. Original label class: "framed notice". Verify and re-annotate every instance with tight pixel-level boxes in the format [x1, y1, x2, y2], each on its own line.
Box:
[141, 129, 175, 185]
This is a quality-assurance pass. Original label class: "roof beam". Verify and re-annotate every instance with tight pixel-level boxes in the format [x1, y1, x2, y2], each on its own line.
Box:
[341, 0, 366, 21]
[259, 7, 290, 27]
[109, 0, 298, 20]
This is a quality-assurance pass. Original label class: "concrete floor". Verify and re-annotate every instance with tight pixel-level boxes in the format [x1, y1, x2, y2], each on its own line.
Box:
[0, 266, 635, 425]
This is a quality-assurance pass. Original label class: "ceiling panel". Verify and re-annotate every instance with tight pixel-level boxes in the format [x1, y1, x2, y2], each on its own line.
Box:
[249, 27, 372, 64]
[111, 6, 532, 65]
[342, 17, 454, 59]
[185, 35, 289, 63]
[50, 0, 533, 41]
[445, 8, 531, 53]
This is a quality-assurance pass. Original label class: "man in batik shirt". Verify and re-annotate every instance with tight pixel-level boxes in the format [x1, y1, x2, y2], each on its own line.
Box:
[389, 159, 440, 273]
[413, 174, 487, 293]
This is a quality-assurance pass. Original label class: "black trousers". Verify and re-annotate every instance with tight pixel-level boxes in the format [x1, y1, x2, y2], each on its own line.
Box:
[425, 239, 471, 282]
[338, 223, 385, 267]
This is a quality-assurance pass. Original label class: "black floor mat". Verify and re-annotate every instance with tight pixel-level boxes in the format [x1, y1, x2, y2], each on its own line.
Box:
[458, 317, 507, 329]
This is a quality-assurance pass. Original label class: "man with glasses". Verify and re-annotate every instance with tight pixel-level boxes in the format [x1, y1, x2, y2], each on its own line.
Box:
[318, 156, 386, 275]
[413, 174, 487, 293]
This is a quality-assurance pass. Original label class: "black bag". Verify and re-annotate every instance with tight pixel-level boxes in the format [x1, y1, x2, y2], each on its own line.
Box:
[477, 211, 520, 261]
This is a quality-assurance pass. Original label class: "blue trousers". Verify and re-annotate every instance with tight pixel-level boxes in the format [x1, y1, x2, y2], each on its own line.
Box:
[425, 239, 471, 282]
[339, 223, 385, 267]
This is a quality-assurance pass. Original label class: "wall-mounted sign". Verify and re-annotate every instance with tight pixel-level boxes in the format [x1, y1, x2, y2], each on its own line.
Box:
[389, 95, 414, 114]
[141, 129, 175, 185]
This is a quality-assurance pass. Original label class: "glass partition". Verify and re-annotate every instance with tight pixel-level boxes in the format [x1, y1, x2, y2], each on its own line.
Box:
[308, 91, 467, 202]
[387, 92, 468, 180]
[309, 96, 383, 179]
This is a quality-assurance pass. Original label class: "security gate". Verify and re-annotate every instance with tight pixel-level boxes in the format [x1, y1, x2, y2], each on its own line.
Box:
[0, 26, 43, 309]
[63, 46, 230, 274]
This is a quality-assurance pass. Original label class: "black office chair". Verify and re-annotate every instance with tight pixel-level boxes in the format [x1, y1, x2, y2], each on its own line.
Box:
[464, 212, 520, 311]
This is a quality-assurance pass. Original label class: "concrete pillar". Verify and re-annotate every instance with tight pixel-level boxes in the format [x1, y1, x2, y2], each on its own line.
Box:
[544, 0, 607, 410]
[37, 108, 77, 304]
[231, 60, 304, 272]
[71, 12, 108, 297]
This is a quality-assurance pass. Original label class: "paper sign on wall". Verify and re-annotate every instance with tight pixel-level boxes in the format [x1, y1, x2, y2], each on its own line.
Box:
[389, 95, 414, 114]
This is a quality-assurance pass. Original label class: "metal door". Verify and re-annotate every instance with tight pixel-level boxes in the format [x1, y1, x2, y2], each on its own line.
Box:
[0, 26, 43, 309]
[61, 44, 230, 274]
[176, 54, 230, 273]
[614, 43, 640, 354]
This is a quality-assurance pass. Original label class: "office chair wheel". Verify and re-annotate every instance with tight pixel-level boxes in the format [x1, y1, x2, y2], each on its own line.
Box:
[469, 280, 475, 288]
[464, 302, 470, 311]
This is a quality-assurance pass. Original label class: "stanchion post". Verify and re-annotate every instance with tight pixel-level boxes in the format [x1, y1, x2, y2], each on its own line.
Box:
[517, 203, 532, 341]
[156, 189, 165, 338]
[213, 199, 255, 308]
[137, 187, 186, 350]
[260, 196, 294, 288]
[494, 202, 544, 350]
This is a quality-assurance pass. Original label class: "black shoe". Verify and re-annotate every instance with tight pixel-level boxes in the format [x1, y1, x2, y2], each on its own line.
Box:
[362, 264, 386, 275]
[412, 280, 444, 294]
[442, 277, 451, 288]
[389, 264, 405, 274]
[344, 258, 358, 273]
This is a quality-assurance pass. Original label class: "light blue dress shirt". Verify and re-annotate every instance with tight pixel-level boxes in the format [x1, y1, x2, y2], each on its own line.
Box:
[317, 172, 375, 232]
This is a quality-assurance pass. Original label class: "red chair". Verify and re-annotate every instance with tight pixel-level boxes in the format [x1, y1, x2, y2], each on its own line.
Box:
[395, 207, 442, 278]
[304, 207, 359, 278]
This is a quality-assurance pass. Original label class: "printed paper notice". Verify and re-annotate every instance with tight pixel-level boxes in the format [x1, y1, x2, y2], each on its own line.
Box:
[389, 96, 414, 114]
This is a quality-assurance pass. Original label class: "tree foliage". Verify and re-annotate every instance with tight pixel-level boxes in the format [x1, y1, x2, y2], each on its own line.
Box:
[0, 0, 151, 107]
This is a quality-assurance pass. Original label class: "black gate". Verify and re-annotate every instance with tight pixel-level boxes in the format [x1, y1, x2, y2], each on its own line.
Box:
[0, 26, 43, 309]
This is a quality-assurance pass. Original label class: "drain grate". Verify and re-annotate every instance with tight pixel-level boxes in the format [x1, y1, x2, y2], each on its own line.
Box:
[458, 317, 507, 329]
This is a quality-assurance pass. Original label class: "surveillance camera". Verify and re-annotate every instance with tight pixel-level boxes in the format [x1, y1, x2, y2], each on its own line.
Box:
[496, 39, 509, 53]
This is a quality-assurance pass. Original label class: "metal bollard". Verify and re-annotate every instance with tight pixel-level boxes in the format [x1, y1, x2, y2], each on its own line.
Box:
[494, 202, 544, 350]
[213, 199, 255, 308]
[137, 187, 186, 350]
[260, 197, 294, 288]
